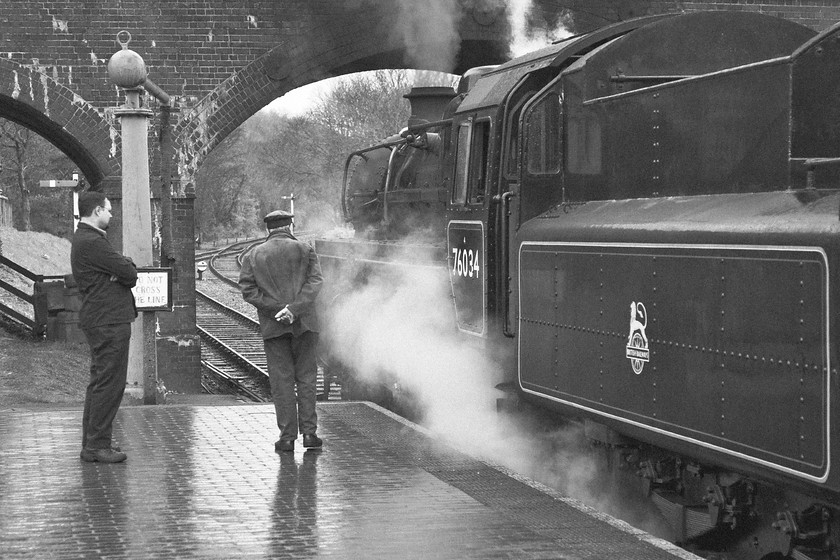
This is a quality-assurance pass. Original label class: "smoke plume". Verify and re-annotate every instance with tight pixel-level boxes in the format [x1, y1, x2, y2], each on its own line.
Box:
[395, 0, 462, 72]
[324, 238, 501, 434]
[393, 0, 573, 73]
[508, 0, 572, 58]
[322, 237, 669, 539]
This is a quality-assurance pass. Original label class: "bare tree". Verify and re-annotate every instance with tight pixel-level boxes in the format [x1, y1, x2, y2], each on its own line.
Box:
[0, 121, 33, 231]
[195, 127, 262, 240]
[0, 119, 76, 234]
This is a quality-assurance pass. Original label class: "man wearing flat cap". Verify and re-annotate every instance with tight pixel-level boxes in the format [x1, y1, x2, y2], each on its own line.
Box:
[239, 210, 324, 452]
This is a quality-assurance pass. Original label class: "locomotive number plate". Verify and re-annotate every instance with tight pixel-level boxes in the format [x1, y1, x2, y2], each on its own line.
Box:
[447, 221, 485, 335]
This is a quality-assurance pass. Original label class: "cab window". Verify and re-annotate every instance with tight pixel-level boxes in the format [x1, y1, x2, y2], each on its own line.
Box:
[453, 123, 470, 204]
[453, 119, 491, 205]
[504, 92, 535, 178]
[525, 92, 562, 175]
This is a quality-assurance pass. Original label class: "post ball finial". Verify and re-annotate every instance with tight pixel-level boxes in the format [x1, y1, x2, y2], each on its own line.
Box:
[108, 31, 147, 88]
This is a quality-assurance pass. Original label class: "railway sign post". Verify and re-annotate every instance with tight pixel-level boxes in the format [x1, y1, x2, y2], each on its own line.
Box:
[132, 268, 173, 312]
[39, 173, 81, 231]
[280, 194, 295, 232]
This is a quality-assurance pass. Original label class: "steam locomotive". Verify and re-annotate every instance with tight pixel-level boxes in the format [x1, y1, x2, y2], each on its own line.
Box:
[315, 11, 840, 559]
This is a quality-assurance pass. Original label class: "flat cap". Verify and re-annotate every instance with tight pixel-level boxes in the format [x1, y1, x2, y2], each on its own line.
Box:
[263, 210, 294, 227]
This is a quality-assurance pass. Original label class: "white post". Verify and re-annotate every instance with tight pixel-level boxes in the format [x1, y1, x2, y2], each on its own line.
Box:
[73, 191, 79, 232]
[116, 88, 154, 402]
[290, 194, 295, 233]
[72, 173, 79, 232]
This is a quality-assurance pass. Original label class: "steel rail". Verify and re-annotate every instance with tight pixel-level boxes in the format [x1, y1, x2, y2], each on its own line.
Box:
[201, 359, 268, 402]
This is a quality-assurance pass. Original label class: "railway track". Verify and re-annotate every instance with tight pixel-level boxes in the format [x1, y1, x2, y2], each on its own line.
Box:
[196, 291, 271, 401]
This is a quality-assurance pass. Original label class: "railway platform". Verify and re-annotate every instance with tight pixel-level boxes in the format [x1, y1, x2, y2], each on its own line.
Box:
[0, 399, 699, 559]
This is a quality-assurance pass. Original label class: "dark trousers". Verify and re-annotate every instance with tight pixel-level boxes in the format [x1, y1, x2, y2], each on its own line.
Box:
[81, 322, 132, 450]
[264, 331, 318, 442]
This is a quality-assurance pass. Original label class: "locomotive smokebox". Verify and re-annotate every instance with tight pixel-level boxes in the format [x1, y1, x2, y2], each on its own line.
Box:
[403, 86, 457, 127]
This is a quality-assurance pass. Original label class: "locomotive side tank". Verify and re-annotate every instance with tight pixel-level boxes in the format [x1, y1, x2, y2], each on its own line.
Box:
[319, 10, 840, 558]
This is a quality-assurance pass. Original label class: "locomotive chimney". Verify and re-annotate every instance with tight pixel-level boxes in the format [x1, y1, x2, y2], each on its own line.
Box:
[404, 86, 457, 127]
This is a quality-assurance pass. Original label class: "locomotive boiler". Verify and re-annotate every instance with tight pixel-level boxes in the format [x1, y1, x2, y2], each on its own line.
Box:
[315, 11, 840, 559]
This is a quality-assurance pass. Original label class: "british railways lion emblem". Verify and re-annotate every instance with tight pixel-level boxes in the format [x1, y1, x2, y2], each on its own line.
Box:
[625, 301, 650, 374]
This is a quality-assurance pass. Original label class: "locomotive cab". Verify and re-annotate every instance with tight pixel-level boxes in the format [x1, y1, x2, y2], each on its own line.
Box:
[518, 11, 821, 207]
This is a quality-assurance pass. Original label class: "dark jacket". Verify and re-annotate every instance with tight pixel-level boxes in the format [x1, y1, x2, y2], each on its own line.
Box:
[70, 222, 138, 329]
[239, 229, 323, 340]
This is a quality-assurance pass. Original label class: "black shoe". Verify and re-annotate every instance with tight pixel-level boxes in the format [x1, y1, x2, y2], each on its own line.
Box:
[80, 448, 127, 463]
[275, 440, 294, 453]
[303, 434, 323, 449]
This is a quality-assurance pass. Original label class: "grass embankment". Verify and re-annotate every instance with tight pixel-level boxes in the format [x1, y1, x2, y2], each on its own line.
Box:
[0, 226, 89, 406]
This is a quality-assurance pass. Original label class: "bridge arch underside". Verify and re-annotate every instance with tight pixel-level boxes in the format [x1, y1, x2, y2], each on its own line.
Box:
[0, 96, 108, 188]
[174, 37, 508, 187]
[0, 62, 119, 190]
[331, 38, 508, 76]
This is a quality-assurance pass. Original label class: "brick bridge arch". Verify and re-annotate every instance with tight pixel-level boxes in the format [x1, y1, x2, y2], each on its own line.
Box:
[2, 0, 840, 393]
[172, 9, 510, 184]
[174, 28, 505, 183]
[0, 59, 119, 188]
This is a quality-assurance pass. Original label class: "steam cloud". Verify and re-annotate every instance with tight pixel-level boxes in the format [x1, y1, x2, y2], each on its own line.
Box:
[393, 0, 572, 73]
[395, 0, 462, 72]
[324, 239, 500, 435]
[507, 0, 572, 57]
[322, 237, 669, 539]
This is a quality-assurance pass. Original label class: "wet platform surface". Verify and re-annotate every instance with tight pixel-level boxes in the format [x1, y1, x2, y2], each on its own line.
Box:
[0, 401, 698, 559]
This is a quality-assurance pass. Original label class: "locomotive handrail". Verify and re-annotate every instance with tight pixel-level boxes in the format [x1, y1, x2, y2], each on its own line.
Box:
[404, 118, 452, 134]
[341, 139, 407, 221]
[584, 55, 792, 107]
[495, 190, 516, 338]
[610, 75, 692, 84]
[800, 157, 840, 167]
[382, 142, 404, 225]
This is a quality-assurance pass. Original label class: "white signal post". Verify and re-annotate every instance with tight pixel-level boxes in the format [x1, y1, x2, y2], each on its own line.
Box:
[38, 173, 80, 231]
[280, 193, 295, 232]
[196, 261, 207, 280]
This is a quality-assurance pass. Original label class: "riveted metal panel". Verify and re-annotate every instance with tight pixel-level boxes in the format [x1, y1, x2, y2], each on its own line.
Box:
[519, 242, 829, 482]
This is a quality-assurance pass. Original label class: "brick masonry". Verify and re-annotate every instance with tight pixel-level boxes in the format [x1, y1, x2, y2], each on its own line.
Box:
[649, 1, 840, 30]
[0, 0, 838, 392]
